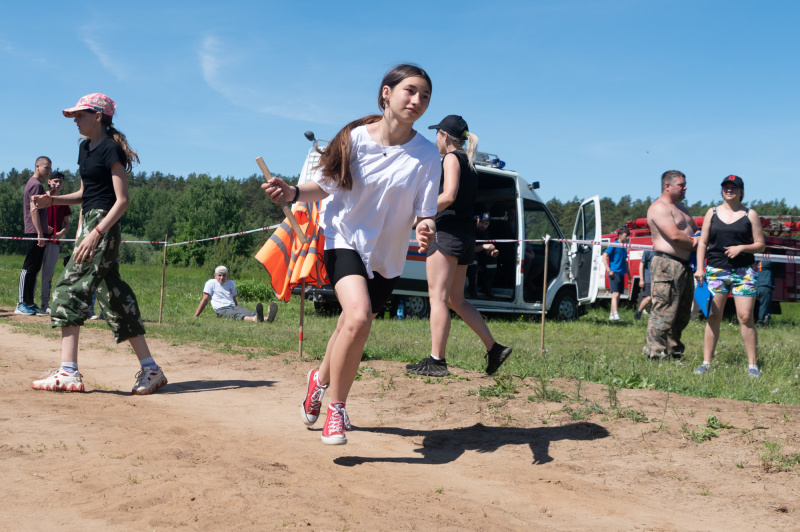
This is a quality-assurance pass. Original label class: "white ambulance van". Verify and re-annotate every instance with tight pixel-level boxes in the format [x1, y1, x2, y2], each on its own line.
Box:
[294, 134, 604, 320]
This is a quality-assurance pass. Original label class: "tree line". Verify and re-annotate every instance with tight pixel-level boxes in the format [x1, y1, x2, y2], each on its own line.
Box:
[2, 167, 798, 270]
[547, 195, 800, 238]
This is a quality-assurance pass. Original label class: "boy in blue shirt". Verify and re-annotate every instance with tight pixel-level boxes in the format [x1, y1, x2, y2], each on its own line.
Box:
[603, 227, 630, 321]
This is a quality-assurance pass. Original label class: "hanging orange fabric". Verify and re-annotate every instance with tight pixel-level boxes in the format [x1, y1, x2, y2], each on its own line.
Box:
[255, 201, 329, 301]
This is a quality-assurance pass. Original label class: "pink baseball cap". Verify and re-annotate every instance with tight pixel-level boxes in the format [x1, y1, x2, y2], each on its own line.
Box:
[62, 93, 116, 118]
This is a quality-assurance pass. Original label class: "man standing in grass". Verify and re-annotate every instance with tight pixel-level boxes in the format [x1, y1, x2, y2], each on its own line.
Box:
[16, 156, 51, 316]
[645, 170, 699, 359]
[194, 265, 278, 323]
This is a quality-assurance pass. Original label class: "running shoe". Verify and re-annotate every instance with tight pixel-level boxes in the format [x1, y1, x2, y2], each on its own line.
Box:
[30, 303, 48, 316]
[747, 368, 762, 378]
[321, 402, 350, 445]
[408, 356, 450, 377]
[266, 302, 278, 323]
[405, 356, 431, 372]
[301, 369, 327, 426]
[693, 364, 712, 375]
[486, 343, 513, 375]
[131, 367, 168, 395]
[14, 303, 36, 315]
[256, 303, 264, 322]
[31, 369, 85, 392]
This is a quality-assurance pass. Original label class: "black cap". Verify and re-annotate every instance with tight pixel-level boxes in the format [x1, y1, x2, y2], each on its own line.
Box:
[720, 175, 744, 190]
[428, 115, 469, 139]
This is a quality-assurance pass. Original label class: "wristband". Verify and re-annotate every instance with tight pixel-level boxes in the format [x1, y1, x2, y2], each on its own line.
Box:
[94, 226, 105, 237]
[293, 185, 300, 202]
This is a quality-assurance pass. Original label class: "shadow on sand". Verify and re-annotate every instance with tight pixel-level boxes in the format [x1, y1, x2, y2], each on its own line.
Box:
[333, 422, 609, 467]
[88, 379, 275, 395]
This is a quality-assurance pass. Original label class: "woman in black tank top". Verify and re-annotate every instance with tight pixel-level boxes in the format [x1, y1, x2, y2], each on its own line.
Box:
[406, 115, 513, 378]
[693, 175, 765, 377]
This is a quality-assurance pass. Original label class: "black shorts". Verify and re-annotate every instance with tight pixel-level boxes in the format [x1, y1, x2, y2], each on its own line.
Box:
[609, 273, 625, 294]
[428, 230, 475, 266]
[324, 249, 399, 313]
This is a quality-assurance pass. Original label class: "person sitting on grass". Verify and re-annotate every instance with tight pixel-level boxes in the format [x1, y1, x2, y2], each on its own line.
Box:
[194, 265, 277, 323]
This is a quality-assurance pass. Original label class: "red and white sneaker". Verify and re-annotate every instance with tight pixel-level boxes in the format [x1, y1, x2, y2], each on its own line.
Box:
[31, 369, 85, 392]
[321, 402, 350, 445]
[301, 369, 328, 426]
[131, 367, 168, 395]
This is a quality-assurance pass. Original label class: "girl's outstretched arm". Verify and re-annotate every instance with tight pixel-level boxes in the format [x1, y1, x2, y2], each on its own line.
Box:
[262, 178, 329, 204]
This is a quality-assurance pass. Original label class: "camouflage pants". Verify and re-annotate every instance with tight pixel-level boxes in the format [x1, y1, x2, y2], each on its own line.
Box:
[50, 209, 146, 343]
[645, 255, 694, 356]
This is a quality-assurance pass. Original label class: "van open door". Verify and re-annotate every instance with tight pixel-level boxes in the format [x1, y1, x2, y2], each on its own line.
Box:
[571, 196, 602, 304]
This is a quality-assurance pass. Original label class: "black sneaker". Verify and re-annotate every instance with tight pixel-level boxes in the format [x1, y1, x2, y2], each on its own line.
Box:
[405, 356, 429, 372]
[485, 343, 513, 375]
[407, 357, 450, 377]
[256, 303, 264, 323]
[634, 311, 642, 321]
[266, 302, 278, 323]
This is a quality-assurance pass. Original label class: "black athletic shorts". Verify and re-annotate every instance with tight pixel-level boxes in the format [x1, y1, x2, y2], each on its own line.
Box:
[324, 248, 399, 313]
[428, 230, 475, 266]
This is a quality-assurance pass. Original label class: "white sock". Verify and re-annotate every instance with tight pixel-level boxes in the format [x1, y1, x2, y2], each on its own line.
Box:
[139, 357, 159, 370]
[749, 364, 758, 370]
[702, 361, 711, 367]
[430, 354, 443, 361]
[61, 362, 78, 374]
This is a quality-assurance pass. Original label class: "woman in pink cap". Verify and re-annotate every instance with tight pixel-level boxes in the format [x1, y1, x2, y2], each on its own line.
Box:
[30, 93, 167, 395]
[263, 64, 440, 445]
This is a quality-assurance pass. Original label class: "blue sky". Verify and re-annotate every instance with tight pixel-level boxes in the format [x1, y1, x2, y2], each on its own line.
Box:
[2, 0, 798, 206]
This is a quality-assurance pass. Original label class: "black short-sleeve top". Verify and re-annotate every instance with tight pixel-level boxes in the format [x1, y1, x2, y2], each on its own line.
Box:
[78, 137, 126, 211]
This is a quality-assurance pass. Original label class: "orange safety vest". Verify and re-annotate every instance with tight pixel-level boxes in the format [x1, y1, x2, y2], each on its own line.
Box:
[255, 201, 329, 302]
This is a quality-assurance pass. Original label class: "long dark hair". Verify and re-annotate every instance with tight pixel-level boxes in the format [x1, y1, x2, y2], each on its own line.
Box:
[317, 64, 432, 191]
[100, 114, 140, 172]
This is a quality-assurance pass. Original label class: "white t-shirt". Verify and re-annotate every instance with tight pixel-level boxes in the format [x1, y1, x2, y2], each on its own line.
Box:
[203, 279, 237, 311]
[314, 125, 441, 279]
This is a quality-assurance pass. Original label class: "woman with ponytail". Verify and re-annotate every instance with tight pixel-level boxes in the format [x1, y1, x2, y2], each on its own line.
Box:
[406, 115, 512, 378]
[31, 93, 167, 396]
[264, 64, 441, 445]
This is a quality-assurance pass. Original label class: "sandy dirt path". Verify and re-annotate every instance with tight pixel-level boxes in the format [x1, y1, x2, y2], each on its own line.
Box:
[1, 312, 798, 531]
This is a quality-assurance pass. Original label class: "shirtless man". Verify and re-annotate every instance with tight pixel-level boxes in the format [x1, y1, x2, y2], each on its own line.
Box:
[645, 170, 698, 359]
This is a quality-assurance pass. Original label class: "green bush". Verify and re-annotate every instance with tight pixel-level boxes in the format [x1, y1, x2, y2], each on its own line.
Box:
[235, 278, 274, 302]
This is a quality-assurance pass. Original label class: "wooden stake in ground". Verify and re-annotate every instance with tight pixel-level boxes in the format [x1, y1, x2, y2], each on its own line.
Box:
[299, 281, 305, 357]
[159, 234, 168, 325]
[540, 236, 550, 355]
[255, 157, 307, 245]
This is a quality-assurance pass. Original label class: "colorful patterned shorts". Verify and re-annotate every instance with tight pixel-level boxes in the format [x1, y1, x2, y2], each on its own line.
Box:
[705, 265, 756, 297]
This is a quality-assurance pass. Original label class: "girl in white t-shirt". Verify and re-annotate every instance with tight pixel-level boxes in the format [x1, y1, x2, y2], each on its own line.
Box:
[264, 64, 441, 445]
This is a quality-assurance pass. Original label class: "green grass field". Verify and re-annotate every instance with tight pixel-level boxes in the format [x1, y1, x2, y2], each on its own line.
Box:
[2, 253, 799, 404]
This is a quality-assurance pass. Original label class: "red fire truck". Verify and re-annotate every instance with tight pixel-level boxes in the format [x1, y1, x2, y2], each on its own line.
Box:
[599, 215, 800, 315]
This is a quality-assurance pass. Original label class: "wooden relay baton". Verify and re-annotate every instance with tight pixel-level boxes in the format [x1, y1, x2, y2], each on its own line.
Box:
[256, 157, 308, 245]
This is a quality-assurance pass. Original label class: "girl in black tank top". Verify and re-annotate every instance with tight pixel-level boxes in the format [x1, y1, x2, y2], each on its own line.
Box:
[693, 175, 766, 378]
[706, 206, 755, 269]
[407, 115, 513, 379]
